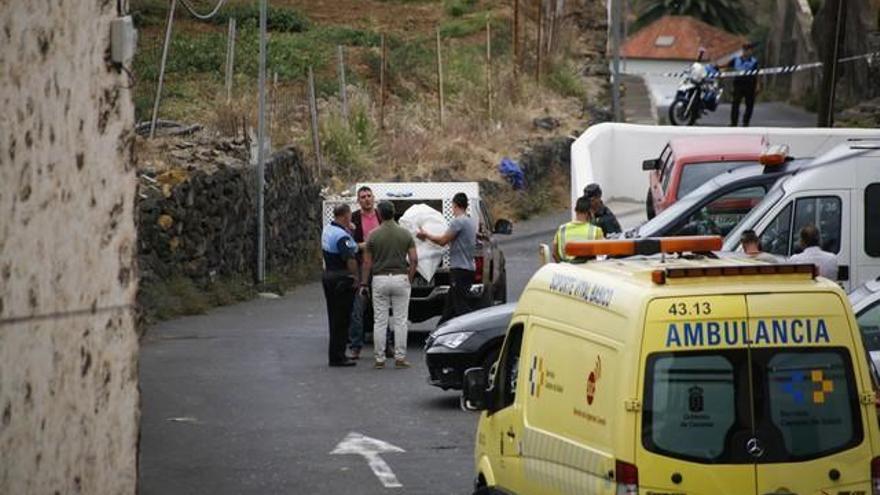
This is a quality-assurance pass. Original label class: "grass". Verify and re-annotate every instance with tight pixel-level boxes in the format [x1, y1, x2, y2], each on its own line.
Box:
[443, 0, 478, 17]
[439, 12, 503, 38]
[320, 98, 378, 180]
[544, 60, 584, 99]
[131, 0, 309, 32]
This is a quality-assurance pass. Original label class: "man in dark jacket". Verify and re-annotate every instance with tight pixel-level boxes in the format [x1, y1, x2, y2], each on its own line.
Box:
[728, 42, 760, 127]
[583, 183, 621, 235]
[349, 186, 381, 359]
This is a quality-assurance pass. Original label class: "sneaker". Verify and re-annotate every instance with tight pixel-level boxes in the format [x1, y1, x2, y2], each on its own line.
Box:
[394, 359, 411, 369]
[374, 361, 385, 369]
[348, 348, 361, 360]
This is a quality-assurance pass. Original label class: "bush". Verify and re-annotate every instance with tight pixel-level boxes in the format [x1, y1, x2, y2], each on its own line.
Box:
[545, 61, 584, 99]
[444, 0, 478, 17]
[130, 1, 309, 32]
[320, 103, 377, 180]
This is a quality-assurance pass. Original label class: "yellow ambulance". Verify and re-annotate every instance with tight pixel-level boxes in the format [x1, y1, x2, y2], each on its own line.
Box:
[462, 236, 880, 495]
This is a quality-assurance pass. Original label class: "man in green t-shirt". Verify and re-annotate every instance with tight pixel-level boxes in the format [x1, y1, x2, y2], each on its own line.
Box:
[360, 201, 418, 368]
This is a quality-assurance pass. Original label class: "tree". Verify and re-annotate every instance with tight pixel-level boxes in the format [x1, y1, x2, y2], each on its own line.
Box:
[633, 0, 753, 34]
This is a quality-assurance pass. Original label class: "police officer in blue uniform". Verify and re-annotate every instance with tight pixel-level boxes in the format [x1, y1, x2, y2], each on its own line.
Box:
[321, 204, 360, 367]
[728, 42, 760, 127]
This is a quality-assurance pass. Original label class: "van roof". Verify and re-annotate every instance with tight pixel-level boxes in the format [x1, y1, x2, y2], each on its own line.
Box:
[357, 182, 480, 200]
[523, 256, 841, 316]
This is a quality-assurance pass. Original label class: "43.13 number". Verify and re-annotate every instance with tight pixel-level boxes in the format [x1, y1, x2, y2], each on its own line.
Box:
[668, 301, 712, 316]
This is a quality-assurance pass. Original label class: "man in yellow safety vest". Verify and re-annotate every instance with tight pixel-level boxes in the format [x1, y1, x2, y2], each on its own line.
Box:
[552, 196, 605, 263]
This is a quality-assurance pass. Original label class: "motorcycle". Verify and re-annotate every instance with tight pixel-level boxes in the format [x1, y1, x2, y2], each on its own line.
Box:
[668, 62, 722, 126]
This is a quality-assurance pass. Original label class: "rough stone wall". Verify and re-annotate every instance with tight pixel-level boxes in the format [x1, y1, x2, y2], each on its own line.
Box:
[137, 145, 321, 289]
[0, 2, 139, 494]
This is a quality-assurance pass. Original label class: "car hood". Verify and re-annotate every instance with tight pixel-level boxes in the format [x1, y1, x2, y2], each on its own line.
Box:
[432, 303, 516, 337]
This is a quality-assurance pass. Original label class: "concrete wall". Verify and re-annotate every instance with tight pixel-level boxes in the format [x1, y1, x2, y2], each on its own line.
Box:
[0, 2, 139, 494]
[571, 123, 880, 205]
[622, 58, 691, 108]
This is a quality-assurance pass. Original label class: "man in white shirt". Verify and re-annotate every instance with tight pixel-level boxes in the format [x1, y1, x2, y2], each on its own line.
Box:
[789, 224, 838, 280]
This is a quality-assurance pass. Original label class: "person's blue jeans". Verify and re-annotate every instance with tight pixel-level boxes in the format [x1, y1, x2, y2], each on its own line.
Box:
[349, 291, 367, 351]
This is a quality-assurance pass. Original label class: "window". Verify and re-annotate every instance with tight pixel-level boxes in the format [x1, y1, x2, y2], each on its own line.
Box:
[761, 203, 793, 256]
[677, 161, 755, 200]
[643, 347, 862, 464]
[857, 301, 880, 352]
[866, 184, 880, 257]
[644, 351, 750, 463]
[762, 350, 861, 460]
[660, 146, 674, 191]
[671, 186, 766, 237]
[492, 324, 524, 412]
[760, 196, 842, 256]
[791, 196, 842, 254]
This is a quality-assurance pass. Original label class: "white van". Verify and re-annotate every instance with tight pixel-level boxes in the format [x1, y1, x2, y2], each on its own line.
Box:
[723, 140, 880, 291]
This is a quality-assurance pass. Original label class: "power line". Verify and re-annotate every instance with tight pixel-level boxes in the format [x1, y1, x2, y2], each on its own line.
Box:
[178, 0, 227, 20]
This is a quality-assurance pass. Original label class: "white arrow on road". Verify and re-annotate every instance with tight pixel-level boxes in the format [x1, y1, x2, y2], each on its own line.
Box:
[331, 432, 406, 488]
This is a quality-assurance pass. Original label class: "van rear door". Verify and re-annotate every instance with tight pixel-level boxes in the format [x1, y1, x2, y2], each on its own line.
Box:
[748, 293, 873, 495]
[637, 295, 758, 495]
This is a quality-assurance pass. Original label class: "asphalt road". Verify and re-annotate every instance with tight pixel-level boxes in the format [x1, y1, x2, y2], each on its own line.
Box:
[138, 203, 646, 495]
[658, 101, 817, 128]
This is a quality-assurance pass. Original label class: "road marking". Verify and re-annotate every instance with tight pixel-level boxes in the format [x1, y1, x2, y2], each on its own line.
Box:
[331, 432, 405, 488]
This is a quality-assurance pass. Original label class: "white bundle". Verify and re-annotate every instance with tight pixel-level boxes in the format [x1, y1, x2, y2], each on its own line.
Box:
[399, 204, 448, 281]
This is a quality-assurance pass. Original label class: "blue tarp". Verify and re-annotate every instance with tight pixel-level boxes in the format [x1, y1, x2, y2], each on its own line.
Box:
[498, 157, 525, 190]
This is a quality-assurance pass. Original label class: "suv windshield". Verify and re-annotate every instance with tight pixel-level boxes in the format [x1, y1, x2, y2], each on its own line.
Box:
[644, 348, 861, 464]
[679, 161, 755, 199]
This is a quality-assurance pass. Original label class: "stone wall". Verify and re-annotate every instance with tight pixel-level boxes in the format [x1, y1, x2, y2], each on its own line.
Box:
[137, 142, 321, 294]
[0, 2, 139, 494]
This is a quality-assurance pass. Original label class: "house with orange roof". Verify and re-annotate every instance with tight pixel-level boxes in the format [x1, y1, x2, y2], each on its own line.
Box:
[620, 15, 748, 109]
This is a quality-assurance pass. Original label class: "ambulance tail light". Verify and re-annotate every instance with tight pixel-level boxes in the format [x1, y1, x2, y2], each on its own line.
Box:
[565, 236, 722, 258]
[872, 456, 880, 495]
[651, 263, 817, 284]
[474, 255, 484, 283]
[759, 144, 790, 166]
[615, 460, 638, 495]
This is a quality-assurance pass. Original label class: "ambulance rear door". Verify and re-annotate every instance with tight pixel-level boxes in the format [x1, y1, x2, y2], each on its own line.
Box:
[748, 292, 873, 495]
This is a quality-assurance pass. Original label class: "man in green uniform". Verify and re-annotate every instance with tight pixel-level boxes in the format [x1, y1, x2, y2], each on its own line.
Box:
[552, 196, 604, 263]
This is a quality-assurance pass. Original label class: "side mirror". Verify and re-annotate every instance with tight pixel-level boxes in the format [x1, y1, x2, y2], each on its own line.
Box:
[461, 367, 491, 411]
[493, 219, 513, 235]
[642, 158, 661, 171]
[538, 243, 552, 265]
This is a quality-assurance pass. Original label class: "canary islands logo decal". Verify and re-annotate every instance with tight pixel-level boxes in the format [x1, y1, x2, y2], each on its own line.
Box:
[586, 355, 602, 405]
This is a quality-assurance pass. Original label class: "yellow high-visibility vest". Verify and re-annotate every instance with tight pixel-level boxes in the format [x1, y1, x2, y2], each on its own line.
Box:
[554, 221, 604, 263]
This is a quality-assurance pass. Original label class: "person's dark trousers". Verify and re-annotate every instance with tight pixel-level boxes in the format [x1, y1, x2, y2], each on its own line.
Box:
[440, 269, 475, 323]
[730, 83, 756, 127]
[322, 271, 355, 365]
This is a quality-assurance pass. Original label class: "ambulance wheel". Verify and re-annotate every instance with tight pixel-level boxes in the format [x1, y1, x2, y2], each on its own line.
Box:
[646, 190, 656, 219]
[473, 485, 500, 495]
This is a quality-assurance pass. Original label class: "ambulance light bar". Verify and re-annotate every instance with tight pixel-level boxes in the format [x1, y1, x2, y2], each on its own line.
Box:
[651, 263, 817, 285]
[564, 236, 722, 258]
[759, 144, 790, 166]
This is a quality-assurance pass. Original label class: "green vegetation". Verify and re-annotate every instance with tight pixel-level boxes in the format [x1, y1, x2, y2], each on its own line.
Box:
[131, 0, 309, 32]
[439, 12, 502, 38]
[443, 0, 478, 17]
[545, 61, 584, 99]
[320, 103, 378, 180]
[634, 0, 752, 34]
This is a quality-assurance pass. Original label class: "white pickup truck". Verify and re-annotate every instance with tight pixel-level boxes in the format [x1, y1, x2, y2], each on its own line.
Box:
[323, 182, 512, 322]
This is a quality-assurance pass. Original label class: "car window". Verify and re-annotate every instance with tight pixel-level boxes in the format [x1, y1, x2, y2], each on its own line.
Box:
[761, 349, 861, 460]
[723, 186, 785, 250]
[865, 183, 880, 257]
[671, 186, 766, 237]
[643, 351, 750, 463]
[678, 161, 756, 199]
[858, 301, 880, 352]
[661, 147, 675, 191]
[493, 324, 524, 411]
[791, 196, 842, 255]
[760, 203, 793, 256]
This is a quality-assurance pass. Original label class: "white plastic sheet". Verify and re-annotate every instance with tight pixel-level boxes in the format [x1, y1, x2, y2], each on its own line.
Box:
[399, 204, 448, 281]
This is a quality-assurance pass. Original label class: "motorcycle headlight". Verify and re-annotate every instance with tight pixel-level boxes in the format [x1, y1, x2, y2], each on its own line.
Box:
[689, 63, 707, 83]
[433, 331, 474, 349]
